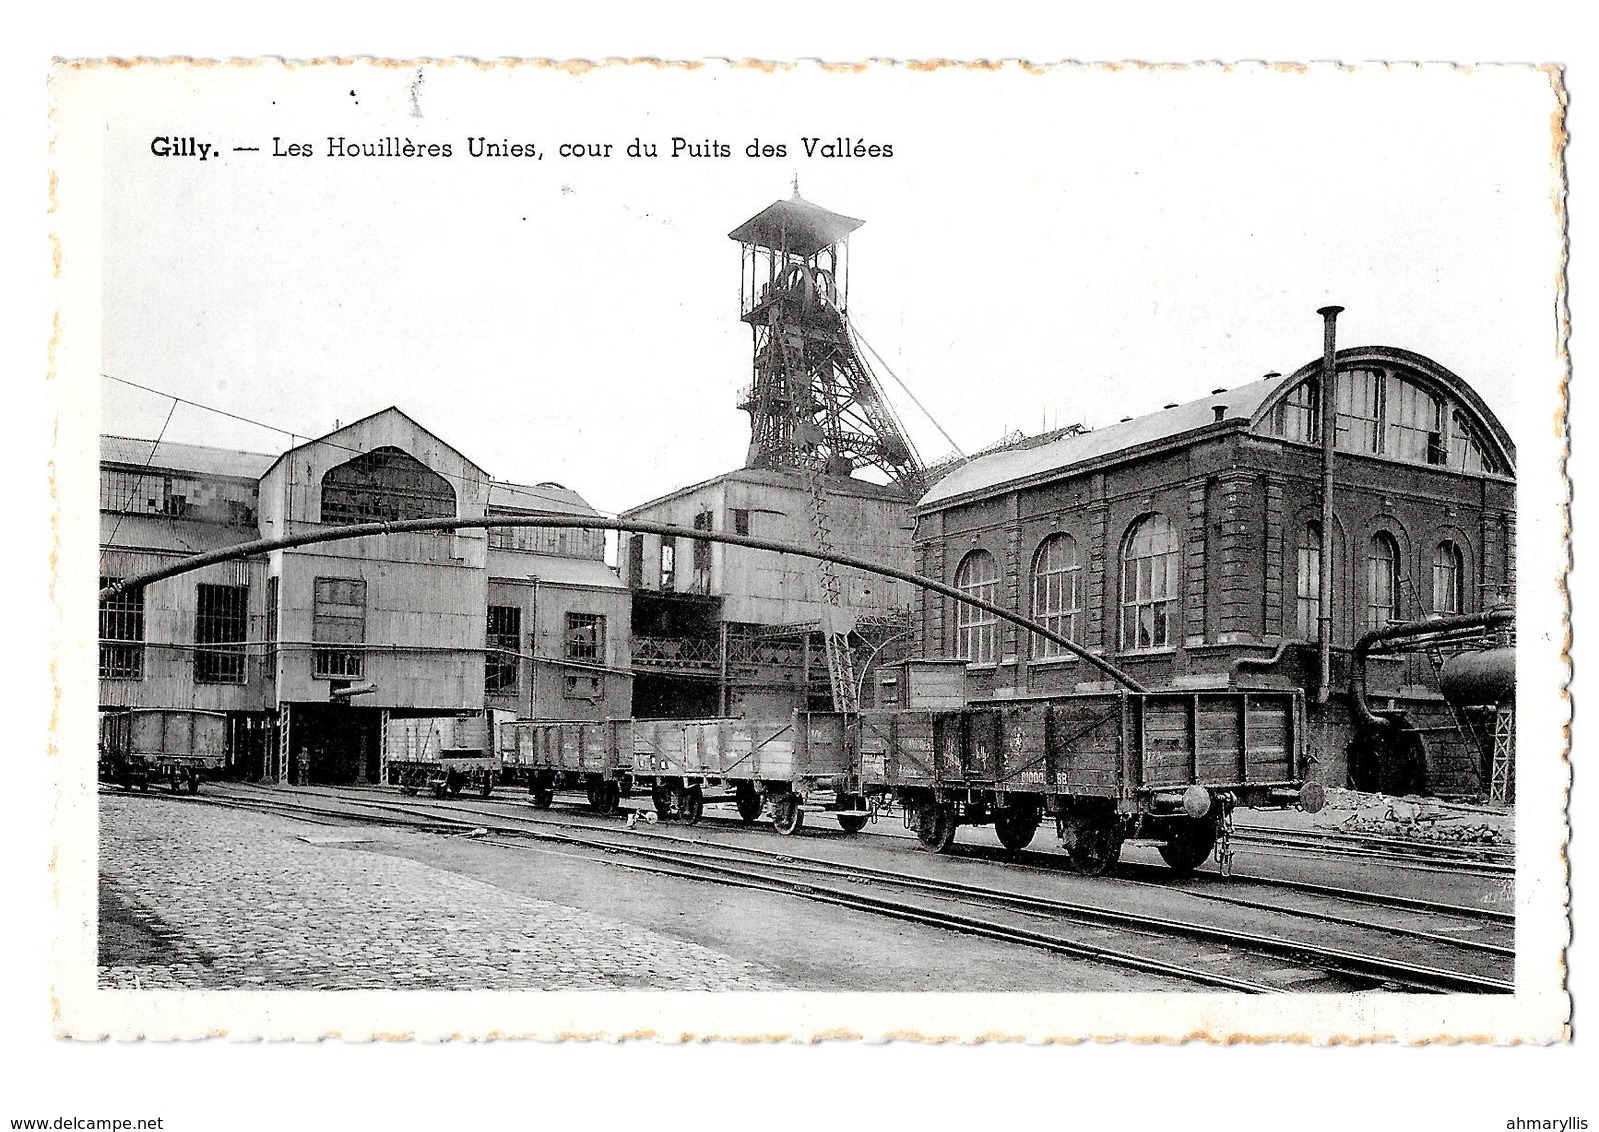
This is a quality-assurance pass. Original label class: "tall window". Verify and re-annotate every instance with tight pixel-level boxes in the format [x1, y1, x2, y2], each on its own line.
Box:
[1030, 534, 1081, 656]
[1450, 410, 1493, 473]
[265, 575, 279, 671]
[1335, 368, 1384, 455]
[691, 510, 713, 594]
[731, 509, 752, 536]
[1366, 533, 1401, 630]
[320, 446, 455, 525]
[565, 612, 604, 663]
[1386, 374, 1444, 465]
[313, 577, 367, 678]
[99, 577, 145, 680]
[486, 604, 521, 693]
[195, 583, 248, 684]
[1433, 541, 1465, 616]
[1296, 522, 1322, 640]
[659, 542, 676, 591]
[953, 550, 999, 663]
[1120, 513, 1179, 651]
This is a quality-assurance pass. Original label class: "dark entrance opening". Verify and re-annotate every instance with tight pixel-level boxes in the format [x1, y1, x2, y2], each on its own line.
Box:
[289, 703, 380, 785]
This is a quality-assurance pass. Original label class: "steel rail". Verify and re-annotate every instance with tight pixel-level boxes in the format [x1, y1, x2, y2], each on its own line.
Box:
[139, 786, 1272, 992]
[97, 514, 1147, 692]
[166, 786, 1509, 994]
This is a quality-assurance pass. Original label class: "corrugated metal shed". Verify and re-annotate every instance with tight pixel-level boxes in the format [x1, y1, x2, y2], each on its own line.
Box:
[492, 555, 626, 590]
[101, 435, 277, 480]
[919, 374, 1287, 509]
[487, 480, 601, 517]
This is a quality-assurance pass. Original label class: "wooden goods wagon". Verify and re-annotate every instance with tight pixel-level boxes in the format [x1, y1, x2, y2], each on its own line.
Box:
[853, 689, 1321, 873]
[383, 714, 497, 797]
[499, 719, 633, 812]
[98, 708, 228, 794]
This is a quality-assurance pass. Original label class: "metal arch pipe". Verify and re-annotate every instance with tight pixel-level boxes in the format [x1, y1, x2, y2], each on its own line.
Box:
[1349, 609, 1515, 726]
[98, 514, 1149, 693]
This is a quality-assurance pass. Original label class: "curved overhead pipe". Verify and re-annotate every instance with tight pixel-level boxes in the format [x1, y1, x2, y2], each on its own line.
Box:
[1349, 609, 1514, 726]
[98, 514, 1149, 693]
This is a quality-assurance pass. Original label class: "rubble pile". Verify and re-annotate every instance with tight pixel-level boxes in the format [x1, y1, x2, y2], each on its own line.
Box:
[1315, 787, 1512, 847]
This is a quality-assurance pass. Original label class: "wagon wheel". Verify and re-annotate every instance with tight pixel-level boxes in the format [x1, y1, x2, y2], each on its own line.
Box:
[530, 787, 555, 810]
[836, 813, 868, 834]
[186, 769, 200, 795]
[652, 782, 674, 820]
[994, 804, 1040, 852]
[594, 782, 621, 816]
[771, 794, 804, 836]
[479, 774, 494, 798]
[735, 788, 763, 824]
[137, 777, 149, 794]
[446, 771, 464, 797]
[679, 786, 704, 826]
[914, 801, 956, 853]
[1062, 817, 1122, 877]
[584, 782, 599, 808]
[1158, 817, 1217, 874]
[167, 769, 181, 794]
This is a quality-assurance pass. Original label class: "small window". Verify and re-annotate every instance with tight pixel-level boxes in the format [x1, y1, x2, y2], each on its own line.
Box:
[1029, 534, 1081, 657]
[1120, 513, 1179, 651]
[1272, 378, 1320, 443]
[566, 613, 604, 663]
[486, 604, 521, 694]
[953, 550, 1000, 663]
[313, 577, 366, 678]
[731, 509, 751, 536]
[1433, 541, 1465, 616]
[195, 583, 249, 684]
[1335, 368, 1384, 455]
[99, 577, 145, 680]
[1367, 533, 1401, 630]
[659, 542, 676, 591]
[626, 535, 645, 587]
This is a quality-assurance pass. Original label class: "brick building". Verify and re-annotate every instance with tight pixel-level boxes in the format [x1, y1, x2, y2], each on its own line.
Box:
[914, 345, 1515, 796]
[98, 408, 630, 784]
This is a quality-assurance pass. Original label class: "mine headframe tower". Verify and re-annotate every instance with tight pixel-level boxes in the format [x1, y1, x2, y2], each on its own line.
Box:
[729, 193, 925, 713]
[730, 193, 926, 498]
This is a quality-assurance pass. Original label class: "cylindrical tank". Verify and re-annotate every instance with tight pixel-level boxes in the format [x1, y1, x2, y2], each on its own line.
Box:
[1439, 647, 1515, 706]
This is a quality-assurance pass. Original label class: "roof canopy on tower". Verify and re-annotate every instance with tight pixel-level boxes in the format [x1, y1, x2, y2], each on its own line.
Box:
[728, 196, 864, 258]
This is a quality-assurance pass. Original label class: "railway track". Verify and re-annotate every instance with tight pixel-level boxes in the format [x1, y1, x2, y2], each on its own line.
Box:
[125, 785, 1514, 995]
[1226, 823, 1514, 877]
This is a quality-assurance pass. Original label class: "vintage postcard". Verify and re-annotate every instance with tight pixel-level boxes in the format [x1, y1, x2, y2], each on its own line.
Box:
[49, 58, 1569, 1043]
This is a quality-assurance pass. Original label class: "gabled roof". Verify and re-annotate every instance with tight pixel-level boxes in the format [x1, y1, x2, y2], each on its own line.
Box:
[259, 406, 486, 480]
[487, 479, 602, 517]
[920, 374, 1284, 509]
[101, 435, 277, 481]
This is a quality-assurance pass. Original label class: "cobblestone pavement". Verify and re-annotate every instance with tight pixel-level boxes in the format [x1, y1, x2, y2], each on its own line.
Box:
[99, 792, 783, 991]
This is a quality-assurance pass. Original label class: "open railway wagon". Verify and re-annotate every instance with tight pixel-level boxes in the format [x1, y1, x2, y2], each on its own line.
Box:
[383, 714, 497, 797]
[98, 708, 227, 794]
[853, 688, 1325, 874]
[500, 719, 633, 813]
[505, 714, 869, 832]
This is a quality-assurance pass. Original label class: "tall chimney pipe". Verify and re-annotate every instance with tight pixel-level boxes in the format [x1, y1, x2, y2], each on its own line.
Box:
[1315, 305, 1344, 704]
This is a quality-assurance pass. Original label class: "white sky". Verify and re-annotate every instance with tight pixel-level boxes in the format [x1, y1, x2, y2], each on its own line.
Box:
[96, 62, 1560, 515]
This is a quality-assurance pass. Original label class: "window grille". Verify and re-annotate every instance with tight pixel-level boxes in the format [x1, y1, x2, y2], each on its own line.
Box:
[953, 550, 999, 663]
[1272, 378, 1320, 443]
[98, 577, 144, 680]
[320, 447, 455, 525]
[1120, 514, 1179, 651]
[486, 604, 521, 693]
[195, 583, 248, 684]
[1335, 368, 1384, 455]
[1296, 523, 1322, 640]
[1030, 534, 1081, 656]
[313, 577, 366, 678]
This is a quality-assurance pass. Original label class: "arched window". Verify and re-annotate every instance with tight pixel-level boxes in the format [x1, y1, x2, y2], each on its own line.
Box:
[1367, 532, 1401, 630]
[1296, 522, 1322, 640]
[1120, 514, 1179, 651]
[1433, 540, 1465, 616]
[320, 446, 456, 525]
[953, 549, 1000, 663]
[1030, 534, 1081, 656]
